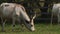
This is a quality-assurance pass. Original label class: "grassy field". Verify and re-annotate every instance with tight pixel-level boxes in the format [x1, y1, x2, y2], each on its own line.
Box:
[0, 23, 60, 34]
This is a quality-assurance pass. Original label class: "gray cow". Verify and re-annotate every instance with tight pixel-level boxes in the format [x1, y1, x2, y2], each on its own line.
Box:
[0, 3, 36, 31]
[51, 3, 60, 24]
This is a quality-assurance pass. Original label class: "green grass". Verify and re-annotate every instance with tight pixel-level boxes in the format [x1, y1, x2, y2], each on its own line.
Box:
[0, 23, 60, 34]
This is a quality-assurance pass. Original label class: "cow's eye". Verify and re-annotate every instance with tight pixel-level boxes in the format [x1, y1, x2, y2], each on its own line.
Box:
[25, 20, 30, 24]
[31, 25, 33, 27]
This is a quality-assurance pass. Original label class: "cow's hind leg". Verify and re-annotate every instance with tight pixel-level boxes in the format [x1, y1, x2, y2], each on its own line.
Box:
[1, 18, 6, 32]
[58, 8, 60, 24]
[51, 12, 53, 25]
[58, 13, 60, 25]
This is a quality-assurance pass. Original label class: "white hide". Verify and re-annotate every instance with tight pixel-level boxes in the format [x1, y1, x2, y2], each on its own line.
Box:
[0, 3, 35, 31]
[52, 3, 60, 23]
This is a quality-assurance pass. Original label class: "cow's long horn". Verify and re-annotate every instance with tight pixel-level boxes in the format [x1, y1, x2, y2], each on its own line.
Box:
[32, 12, 36, 19]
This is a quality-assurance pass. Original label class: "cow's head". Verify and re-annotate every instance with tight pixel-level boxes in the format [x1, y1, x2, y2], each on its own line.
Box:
[24, 13, 36, 31]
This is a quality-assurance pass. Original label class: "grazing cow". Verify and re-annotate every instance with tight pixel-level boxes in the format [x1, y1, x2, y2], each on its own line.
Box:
[0, 3, 36, 31]
[51, 3, 60, 24]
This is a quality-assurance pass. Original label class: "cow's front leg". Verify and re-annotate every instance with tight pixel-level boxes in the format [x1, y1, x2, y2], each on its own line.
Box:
[20, 23, 24, 31]
[17, 19, 24, 31]
[58, 13, 60, 24]
[12, 17, 15, 31]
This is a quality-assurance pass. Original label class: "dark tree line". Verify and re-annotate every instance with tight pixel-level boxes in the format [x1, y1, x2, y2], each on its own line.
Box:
[0, 0, 58, 23]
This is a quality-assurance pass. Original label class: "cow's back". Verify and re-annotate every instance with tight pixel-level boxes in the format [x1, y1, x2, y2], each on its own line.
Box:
[52, 3, 60, 15]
